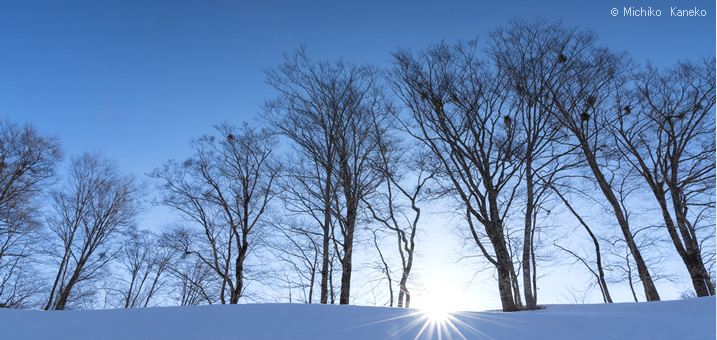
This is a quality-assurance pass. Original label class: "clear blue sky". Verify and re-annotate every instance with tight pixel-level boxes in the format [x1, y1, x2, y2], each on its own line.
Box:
[1, 0, 714, 308]
[2, 0, 713, 178]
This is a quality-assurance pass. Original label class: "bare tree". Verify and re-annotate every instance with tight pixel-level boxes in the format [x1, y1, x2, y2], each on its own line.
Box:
[267, 215, 322, 304]
[158, 225, 218, 306]
[264, 48, 391, 304]
[391, 41, 526, 311]
[364, 132, 432, 308]
[263, 49, 344, 304]
[113, 230, 172, 308]
[497, 20, 662, 301]
[45, 152, 141, 310]
[369, 228, 394, 306]
[613, 59, 716, 296]
[332, 88, 391, 305]
[151, 123, 279, 304]
[551, 184, 613, 303]
[489, 22, 579, 309]
[0, 120, 62, 308]
[166, 250, 217, 306]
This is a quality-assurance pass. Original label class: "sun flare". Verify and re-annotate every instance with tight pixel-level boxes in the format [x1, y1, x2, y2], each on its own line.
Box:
[418, 273, 466, 311]
[413, 286, 474, 340]
[421, 295, 455, 322]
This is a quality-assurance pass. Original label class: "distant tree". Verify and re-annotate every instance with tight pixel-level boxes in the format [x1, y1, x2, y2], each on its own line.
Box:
[158, 224, 218, 306]
[613, 59, 716, 297]
[163, 236, 218, 306]
[45, 152, 141, 310]
[172, 259, 215, 306]
[267, 215, 322, 304]
[264, 48, 391, 304]
[152, 123, 279, 304]
[113, 230, 172, 308]
[0, 119, 62, 308]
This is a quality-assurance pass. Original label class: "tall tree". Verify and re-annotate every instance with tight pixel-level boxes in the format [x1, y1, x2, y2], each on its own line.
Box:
[496, 20, 661, 301]
[0, 120, 62, 308]
[45, 153, 141, 310]
[264, 48, 390, 304]
[613, 59, 716, 296]
[152, 123, 279, 304]
[391, 41, 525, 311]
[489, 22, 573, 309]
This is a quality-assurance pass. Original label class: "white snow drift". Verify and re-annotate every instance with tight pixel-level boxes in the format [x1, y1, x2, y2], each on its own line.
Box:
[1, 296, 714, 339]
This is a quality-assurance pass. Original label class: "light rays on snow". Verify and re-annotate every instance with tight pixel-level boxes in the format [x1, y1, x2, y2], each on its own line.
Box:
[330, 307, 529, 339]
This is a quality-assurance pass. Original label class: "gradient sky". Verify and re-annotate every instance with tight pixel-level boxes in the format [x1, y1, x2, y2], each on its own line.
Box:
[1, 0, 714, 309]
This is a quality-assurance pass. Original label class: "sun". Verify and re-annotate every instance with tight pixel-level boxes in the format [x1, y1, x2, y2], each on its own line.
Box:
[396, 274, 486, 339]
[420, 293, 456, 322]
[413, 287, 474, 340]
[417, 274, 465, 319]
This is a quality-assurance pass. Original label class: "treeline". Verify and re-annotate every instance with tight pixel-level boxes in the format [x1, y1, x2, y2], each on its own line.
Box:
[1, 20, 714, 312]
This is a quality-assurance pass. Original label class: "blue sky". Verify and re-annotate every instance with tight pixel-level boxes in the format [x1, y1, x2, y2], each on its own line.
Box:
[2, 0, 713, 179]
[1, 0, 715, 308]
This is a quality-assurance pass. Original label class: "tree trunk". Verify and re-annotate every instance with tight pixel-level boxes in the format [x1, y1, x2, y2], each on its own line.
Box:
[45, 251, 71, 310]
[522, 165, 537, 309]
[398, 251, 414, 308]
[496, 256, 518, 311]
[231, 242, 248, 304]
[53, 258, 88, 310]
[486, 194, 519, 312]
[397, 282, 408, 308]
[339, 209, 356, 305]
[320, 169, 332, 304]
[653, 189, 713, 297]
[670, 185, 715, 296]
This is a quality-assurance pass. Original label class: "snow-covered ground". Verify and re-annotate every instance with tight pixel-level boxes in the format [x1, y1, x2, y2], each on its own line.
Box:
[1, 297, 714, 339]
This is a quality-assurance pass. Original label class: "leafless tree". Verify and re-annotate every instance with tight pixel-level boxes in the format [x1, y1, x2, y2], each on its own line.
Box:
[551, 185, 613, 303]
[498, 20, 661, 301]
[0, 120, 62, 308]
[45, 152, 141, 310]
[264, 48, 391, 304]
[267, 215, 322, 304]
[391, 40, 526, 311]
[113, 230, 172, 308]
[158, 225, 218, 306]
[332, 91, 391, 305]
[263, 49, 345, 304]
[269, 151, 339, 304]
[612, 59, 716, 296]
[364, 131, 433, 308]
[164, 244, 217, 306]
[367, 228, 394, 306]
[151, 123, 279, 304]
[489, 21, 580, 309]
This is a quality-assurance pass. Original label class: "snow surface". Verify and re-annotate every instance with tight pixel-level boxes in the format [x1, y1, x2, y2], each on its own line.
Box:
[1, 297, 714, 339]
